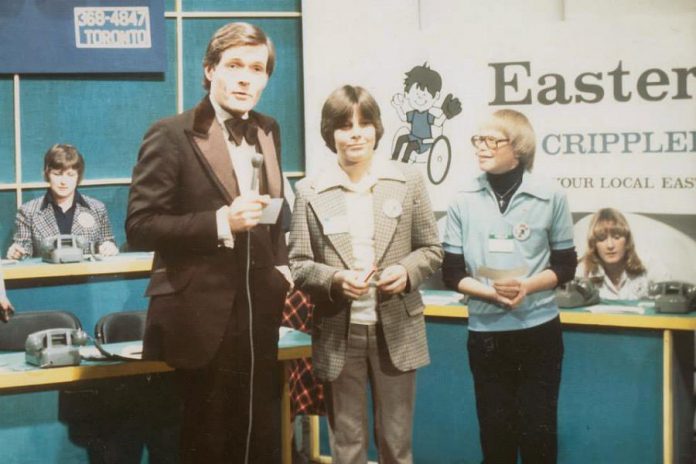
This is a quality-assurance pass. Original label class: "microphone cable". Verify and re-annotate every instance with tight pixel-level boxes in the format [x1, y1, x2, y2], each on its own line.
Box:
[243, 228, 255, 464]
[244, 152, 264, 464]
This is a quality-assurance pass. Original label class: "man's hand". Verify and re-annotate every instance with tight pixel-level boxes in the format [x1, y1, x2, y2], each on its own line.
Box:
[331, 270, 369, 300]
[98, 241, 119, 256]
[227, 194, 270, 233]
[442, 93, 462, 119]
[0, 297, 14, 323]
[492, 279, 527, 309]
[376, 265, 408, 295]
[7, 243, 27, 260]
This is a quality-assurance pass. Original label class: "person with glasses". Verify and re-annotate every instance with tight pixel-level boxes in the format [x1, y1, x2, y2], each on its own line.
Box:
[442, 109, 577, 463]
[6, 144, 118, 260]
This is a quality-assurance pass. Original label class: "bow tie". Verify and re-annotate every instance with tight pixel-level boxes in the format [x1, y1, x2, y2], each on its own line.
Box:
[224, 117, 259, 147]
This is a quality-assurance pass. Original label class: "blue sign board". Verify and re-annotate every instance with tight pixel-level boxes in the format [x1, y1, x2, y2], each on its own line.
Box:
[0, 0, 166, 74]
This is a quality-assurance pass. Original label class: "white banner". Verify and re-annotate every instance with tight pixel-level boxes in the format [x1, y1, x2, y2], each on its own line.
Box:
[302, 4, 696, 215]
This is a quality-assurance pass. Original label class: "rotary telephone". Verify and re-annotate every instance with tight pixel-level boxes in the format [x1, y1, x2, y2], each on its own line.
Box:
[555, 278, 600, 308]
[649, 281, 696, 314]
[25, 328, 88, 368]
[40, 234, 86, 263]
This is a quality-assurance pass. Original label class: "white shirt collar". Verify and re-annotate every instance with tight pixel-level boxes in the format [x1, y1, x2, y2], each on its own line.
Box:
[209, 98, 249, 131]
[314, 158, 405, 193]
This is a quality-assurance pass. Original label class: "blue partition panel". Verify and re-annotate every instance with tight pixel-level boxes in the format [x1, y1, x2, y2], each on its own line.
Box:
[318, 320, 665, 463]
[182, 18, 305, 173]
[19, 19, 178, 182]
[7, 275, 149, 334]
[0, 77, 13, 183]
[0, 191, 17, 254]
[0, 391, 85, 464]
[559, 327, 662, 463]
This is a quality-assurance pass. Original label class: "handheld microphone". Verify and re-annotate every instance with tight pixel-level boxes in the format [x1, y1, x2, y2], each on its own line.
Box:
[250, 153, 264, 192]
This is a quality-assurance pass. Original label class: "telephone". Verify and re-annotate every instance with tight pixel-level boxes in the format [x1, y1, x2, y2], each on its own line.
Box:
[25, 328, 88, 368]
[650, 281, 696, 314]
[40, 234, 86, 264]
[555, 278, 600, 308]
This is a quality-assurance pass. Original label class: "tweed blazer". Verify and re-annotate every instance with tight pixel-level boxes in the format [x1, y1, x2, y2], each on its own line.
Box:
[10, 192, 116, 257]
[288, 160, 443, 381]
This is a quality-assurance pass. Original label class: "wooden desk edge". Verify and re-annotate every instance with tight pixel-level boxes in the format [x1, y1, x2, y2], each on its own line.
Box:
[4, 257, 153, 280]
[0, 345, 312, 391]
[424, 305, 696, 331]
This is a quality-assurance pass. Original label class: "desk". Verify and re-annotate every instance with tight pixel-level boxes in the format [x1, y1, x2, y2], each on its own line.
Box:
[0, 330, 311, 464]
[312, 291, 694, 463]
[420, 290, 695, 464]
[4, 253, 154, 334]
[2, 253, 153, 281]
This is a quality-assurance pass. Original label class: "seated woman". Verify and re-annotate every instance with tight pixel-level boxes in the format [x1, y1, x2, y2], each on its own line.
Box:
[578, 207, 652, 300]
[6, 144, 118, 259]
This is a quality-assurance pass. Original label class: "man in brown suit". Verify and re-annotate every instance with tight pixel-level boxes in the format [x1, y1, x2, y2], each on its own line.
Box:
[126, 22, 291, 464]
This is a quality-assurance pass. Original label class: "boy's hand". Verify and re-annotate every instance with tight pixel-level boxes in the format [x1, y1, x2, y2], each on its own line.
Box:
[442, 93, 462, 119]
[391, 93, 406, 109]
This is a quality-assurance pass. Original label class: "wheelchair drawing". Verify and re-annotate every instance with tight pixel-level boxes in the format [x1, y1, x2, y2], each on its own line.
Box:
[391, 126, 452, 185]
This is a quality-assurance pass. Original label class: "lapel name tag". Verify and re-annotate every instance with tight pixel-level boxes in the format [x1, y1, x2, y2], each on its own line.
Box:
[322, 215, 349, 235]
[488, 234, 514, 253]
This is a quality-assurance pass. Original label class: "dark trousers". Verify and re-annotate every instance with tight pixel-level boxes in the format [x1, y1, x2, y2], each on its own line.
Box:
[176, 293, 281, 464]
[467, 316, 563, 464]
[391, 134, 420, 163]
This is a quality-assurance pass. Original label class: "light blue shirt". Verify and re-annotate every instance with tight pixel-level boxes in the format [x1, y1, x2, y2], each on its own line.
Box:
[443, 171, 575, 332]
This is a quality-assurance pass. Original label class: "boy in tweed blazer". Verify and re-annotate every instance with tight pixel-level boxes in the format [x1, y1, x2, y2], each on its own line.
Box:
[7, 144, 118, 259]
[289, 85, 442, 464]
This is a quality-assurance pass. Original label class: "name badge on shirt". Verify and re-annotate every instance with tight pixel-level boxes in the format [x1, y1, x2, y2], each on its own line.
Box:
[488, 233, 515, 253]
[322, 215, 349, 235]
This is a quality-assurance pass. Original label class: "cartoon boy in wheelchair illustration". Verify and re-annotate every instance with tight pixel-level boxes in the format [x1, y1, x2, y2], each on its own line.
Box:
[391, 63, 461, 184]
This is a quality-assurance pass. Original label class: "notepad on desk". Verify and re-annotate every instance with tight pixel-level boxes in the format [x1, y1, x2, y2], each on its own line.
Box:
[586, 304, 647, 315]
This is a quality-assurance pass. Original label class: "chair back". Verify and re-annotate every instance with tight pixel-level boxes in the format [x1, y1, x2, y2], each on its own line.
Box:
[0, 310, 82, 351]
[94, 310, 147, 344]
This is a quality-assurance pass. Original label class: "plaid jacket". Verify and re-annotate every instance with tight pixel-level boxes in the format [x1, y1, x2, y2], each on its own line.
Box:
[288, 160, 443, 381]
[282, 289, 325, 417]
[10, 192, 116, 257]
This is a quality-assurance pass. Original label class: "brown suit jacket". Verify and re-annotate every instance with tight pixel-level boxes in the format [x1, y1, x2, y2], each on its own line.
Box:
[288, 161, 443, 381]
[126, 96, 289, 369]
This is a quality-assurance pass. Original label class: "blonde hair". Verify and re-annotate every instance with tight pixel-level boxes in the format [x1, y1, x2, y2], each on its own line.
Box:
[484, 109, 536, 171]
[581, 208, 646, 277]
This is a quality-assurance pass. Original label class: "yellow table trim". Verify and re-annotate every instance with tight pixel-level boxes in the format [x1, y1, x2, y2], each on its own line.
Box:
[0, 361, 172, 390]
[4, 255, 153, 280]
[424, 305, 696, 331]
[663, 330, 674, 464]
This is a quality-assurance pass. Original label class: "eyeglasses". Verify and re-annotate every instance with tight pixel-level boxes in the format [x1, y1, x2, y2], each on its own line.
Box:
[470, 135, 510, 150]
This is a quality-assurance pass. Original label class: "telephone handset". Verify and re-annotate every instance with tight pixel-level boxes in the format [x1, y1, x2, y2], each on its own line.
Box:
[650, 281, 696, 314]
[555, 277, 600, 308]
[25, 328, 88, 367]
[40, 234, 86, 263]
